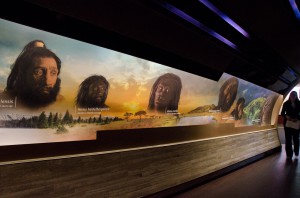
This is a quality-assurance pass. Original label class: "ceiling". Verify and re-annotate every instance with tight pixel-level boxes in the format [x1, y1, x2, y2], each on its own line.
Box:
[1, 0, 300, 95]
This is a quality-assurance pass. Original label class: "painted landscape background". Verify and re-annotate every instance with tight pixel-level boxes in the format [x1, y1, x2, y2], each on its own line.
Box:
[0, 18, 280, 145]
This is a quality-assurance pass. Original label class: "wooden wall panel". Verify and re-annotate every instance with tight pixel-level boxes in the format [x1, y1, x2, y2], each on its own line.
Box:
[0, 129, 280, 198]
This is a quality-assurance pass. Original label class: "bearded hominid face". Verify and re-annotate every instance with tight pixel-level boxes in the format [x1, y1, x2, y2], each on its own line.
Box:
[27, 57, 58, 97]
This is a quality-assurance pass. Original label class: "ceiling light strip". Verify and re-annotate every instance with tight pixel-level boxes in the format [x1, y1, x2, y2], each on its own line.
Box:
[289, 0, 300, 20]
[155, 0, 238, 50]
[198, 0, 250, 39]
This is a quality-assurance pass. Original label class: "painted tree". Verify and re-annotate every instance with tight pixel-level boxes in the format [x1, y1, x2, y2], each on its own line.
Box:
[77, 116, 82, 123]
[53, 113, 59, 127]
[62, 110, 73, 124]
[134, 110, 147, 122]
[124, 112, 133, 121]
[69, 114, 74, 124]
[105, 117, 109, 124]
[31, 116, 39, 128]
[97, 114, 102, 123]
[48, 112, 53, 128]
[38, 111, 48, 128]
[18, 117, 26, 128]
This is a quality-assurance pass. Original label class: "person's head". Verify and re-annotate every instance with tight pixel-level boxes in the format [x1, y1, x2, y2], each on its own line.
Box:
[217, 77, 239, 112]
[76, 75, 109, 108]
[6, 47, 61, 108]
[289, 91, 298, 102]
[148, 73, 182, 113]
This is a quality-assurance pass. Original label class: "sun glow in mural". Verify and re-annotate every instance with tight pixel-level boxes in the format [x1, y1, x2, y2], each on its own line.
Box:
[0, 18, 280, 146]
[123, 101, 141, 113]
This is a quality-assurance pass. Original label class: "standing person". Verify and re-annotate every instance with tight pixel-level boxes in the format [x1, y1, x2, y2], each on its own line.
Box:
[281, 91, 300, 159]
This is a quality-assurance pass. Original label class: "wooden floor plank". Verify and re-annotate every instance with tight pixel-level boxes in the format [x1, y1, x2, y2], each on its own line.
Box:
[172, 144, 300, 198]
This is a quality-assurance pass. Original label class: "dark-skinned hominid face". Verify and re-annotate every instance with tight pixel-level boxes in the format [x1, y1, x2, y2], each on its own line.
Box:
[88, 81, 107, 103]
[154, 80, 176, 110]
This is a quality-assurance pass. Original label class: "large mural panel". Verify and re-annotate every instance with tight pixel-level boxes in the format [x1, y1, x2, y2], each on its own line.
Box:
[0, 19, 280, 146]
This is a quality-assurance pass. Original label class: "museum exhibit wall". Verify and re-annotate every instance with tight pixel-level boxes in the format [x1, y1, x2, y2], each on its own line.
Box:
[0, 17, 282, 197]
[0, 128, 280, 197]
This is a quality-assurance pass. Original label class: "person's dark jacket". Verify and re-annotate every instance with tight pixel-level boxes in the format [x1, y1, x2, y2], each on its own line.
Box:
[281, 100, 300, 127]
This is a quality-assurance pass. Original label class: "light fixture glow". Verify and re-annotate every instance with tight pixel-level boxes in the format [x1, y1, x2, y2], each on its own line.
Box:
[198, 0, 250, 39]
[289, 0, 300, 20]
[159, 1, 238, 50]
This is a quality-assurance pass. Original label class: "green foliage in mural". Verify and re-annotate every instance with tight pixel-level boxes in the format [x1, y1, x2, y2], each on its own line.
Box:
[243, 97, 266, 122]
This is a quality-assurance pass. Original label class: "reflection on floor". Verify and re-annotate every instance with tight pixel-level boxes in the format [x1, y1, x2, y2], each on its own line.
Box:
[172, 128, 300, 198]
[278, 126, 285, 144]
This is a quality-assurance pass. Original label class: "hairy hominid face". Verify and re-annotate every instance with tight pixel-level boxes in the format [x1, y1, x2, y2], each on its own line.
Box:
[25, 57, 58, 99]
[219, 78, 238, 112]
[87, 80, 107, 104]
[154, 79, 176, 110]
[223, 82, 236, 105]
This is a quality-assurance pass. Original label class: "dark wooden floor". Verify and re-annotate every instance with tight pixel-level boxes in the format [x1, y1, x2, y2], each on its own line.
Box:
[172, 144, 300, 198]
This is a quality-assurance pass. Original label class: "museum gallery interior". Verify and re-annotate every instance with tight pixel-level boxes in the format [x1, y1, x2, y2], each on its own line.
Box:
[1, 0, 300, 197]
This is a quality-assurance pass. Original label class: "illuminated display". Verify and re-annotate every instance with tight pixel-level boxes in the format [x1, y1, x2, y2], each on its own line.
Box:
[0, 18, 280, 146]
